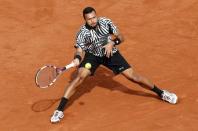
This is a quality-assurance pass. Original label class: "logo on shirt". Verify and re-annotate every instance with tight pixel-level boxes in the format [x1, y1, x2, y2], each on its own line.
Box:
[118, 67, 124, 71]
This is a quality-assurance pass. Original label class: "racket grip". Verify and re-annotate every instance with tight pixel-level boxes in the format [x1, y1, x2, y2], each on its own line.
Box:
[65, 62, 75, 70]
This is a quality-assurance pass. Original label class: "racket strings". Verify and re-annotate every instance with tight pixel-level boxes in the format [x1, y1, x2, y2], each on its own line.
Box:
[36, 66, 57, 88]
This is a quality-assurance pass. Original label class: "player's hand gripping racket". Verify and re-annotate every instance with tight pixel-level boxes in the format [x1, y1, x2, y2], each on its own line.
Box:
[35, 62, 75, 88]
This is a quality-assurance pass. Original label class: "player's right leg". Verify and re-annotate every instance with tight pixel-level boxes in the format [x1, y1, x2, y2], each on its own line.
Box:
[50, 68, 91, 123]
[50, 52, 100, 123]
[63, 68, 91, 98]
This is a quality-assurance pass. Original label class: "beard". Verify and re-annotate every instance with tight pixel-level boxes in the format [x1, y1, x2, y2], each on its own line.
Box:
[90, 22, 97, 27]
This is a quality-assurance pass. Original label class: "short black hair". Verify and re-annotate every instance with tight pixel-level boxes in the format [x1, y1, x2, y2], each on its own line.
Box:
[83, 7, 96, 19]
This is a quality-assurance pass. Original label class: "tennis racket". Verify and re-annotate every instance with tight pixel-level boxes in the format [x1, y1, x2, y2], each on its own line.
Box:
[35, 62, 75, 88]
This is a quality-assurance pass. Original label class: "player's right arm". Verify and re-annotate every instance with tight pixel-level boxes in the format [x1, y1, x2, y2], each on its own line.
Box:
[72, 29, 87, 66]
[72, 47, 84, 66]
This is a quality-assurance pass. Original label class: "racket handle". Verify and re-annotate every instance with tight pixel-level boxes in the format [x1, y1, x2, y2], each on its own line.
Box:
[65, 62, 75, 70]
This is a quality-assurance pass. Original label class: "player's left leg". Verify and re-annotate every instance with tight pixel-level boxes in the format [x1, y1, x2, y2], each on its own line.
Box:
[121, 67, 178, 104]
[121, 68, 154, 90]
[104, 51, 178, 104]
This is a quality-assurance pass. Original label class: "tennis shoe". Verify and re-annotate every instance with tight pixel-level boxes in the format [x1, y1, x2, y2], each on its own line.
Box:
[50, 110, 64, 123]
[161, 90, 178, 104]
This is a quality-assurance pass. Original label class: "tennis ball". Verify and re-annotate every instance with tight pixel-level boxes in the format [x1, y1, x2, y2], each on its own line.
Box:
[85, 63, 91, 69]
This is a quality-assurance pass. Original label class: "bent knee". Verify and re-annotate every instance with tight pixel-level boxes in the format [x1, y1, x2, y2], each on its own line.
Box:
[77, 68, 91, 80]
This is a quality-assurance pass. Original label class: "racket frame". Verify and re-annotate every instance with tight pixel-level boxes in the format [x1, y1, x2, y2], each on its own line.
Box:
[35, 62, 75, 88]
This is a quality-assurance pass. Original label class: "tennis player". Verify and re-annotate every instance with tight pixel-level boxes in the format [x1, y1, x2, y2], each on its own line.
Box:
[50, 7, 178, 123]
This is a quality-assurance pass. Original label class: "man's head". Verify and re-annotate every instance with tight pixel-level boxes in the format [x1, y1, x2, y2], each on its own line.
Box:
[83, 7, 98, 28]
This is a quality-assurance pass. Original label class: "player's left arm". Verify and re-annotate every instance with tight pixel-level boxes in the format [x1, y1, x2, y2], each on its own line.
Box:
[112, 31, 124, 45]
[103, 18, 124, 58]
[107, 19, 124, 45]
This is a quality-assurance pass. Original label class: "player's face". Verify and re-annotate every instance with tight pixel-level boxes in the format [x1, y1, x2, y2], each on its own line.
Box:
[84, 11, 98, 27]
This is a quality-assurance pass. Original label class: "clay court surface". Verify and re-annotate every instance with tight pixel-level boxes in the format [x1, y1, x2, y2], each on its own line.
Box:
[1, 0, 198, 130]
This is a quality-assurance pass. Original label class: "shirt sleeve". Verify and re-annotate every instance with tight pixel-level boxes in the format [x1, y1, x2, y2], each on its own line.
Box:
[74, 30, 86, 50]
[106, 18, 119, 35]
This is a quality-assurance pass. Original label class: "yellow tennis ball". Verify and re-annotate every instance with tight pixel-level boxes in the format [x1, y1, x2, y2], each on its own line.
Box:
[85, 63, 91, 69]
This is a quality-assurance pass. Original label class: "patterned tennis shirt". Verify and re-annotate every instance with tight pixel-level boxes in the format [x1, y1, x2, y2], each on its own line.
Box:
[75, 17, 119, 57]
